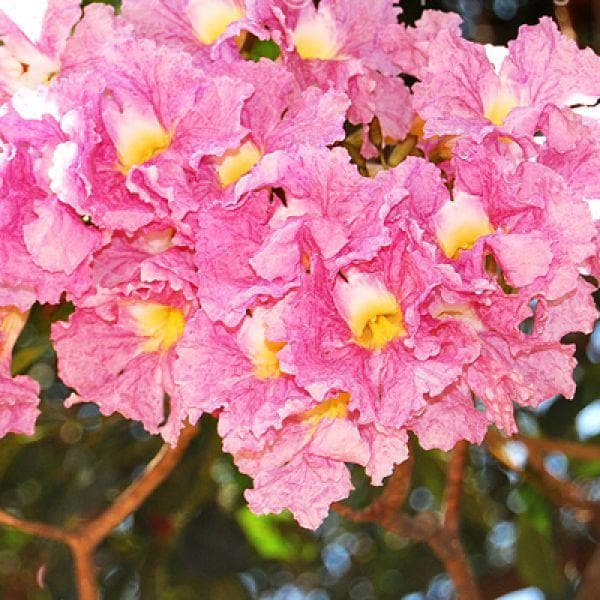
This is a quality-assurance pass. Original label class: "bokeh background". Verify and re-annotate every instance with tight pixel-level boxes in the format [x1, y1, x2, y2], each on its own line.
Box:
[1, 1, 600, 598]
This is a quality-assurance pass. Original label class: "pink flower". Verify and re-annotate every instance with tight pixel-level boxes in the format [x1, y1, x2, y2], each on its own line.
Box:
[413, 18, 600, 139]
[53, 290, 194, 444]
[451, 144, 596, 301]
[281, 0, 398, 73]
[90, 225, 197, 303]
[347, 70, 414, 143]
[121, 0, 275, 61]
[175, 302, 311, 439]
[535, 105, 600, 201]
[0, 144, 96, 309]
[0, 0, 81, 100]
[226, 391, 409, 527]
[192, 59, 349, 207]
[0, 308, 40, 437]
[193, 190, 295, 327]
[409, 382, 487, 451]
[280, 243, 479, 430]
[382, 10, 463, 79]
[236, 146, 402, 275]
[236, 394, 370, 529]
[52, 36, 253, 229]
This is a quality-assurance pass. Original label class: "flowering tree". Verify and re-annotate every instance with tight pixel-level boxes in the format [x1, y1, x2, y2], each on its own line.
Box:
[0, 0, 599, 597]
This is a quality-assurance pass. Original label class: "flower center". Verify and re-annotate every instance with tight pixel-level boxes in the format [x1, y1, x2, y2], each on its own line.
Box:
[484, 90, 519, 126]
[215, 140, 262, 187]
[354, 310, 405, 351]
[0, 308, 27, 363]
[433, 193, 494, 259]
[129, 302, 185, 354]
[252, 338, 286, 380]
[292, 9, 340, 60]
[302, 392, 350, 426]
[188, 0, 244, 45]
[115, 113, 171, 175]
[335, 273, 406, 351]
[238, 308, 287, 380]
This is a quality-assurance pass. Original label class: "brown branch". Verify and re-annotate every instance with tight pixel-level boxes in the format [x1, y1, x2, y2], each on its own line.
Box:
[335, 448, 481, 599]
[486, 430, 599, 512]
[0, 423, 199, 600]
[79, 423, 198, 547]
[517, 435, 600, 463]
[577, 544, 600, 600]
[333, 454, 414, 523]
[444, 441, 469, 535]
[67, 537, 98, 600]
[555, 3, 577, 41]
[427, 528, 481, 600]
[0, 508, 68, 544]
[370, 453, 415, 518]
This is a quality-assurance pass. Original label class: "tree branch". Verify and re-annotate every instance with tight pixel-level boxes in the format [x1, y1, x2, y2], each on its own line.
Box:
[80, 423, 198, 547]
[486, 429, 599, 512]
[0, 423, 199, 599]
[517, 435, 600, 463]
[0, 508, 68, 544]
[444, 441, 469, 535]
[577, 544, 600, 600]
[335, 446, 481, 599]
[67, 537, 98, 600]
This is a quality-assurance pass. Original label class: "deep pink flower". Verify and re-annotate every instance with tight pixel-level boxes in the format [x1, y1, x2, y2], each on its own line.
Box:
[280, 245, 479, 430]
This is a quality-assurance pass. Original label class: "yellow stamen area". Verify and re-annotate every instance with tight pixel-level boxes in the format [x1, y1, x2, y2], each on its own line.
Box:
[0, 308, 27, 362]
[355, 310, 406, 351]
[293, 14, 340, 60]
[215, 140, 262, 187]
[438, 221, 494, 259]
[252, 339, 286, 380]
[349, 294, 406, 351]
[116, 122, 171, 175]
[131, 302, 185, 354]
[484, 92, 518, 127]
[434, 195, 494, 259]
[301, 392, 350, 426]
[188, 0, 244, 46]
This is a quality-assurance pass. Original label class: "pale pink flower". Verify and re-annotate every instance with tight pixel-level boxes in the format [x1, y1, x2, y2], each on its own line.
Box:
[414, 18, 600, 139]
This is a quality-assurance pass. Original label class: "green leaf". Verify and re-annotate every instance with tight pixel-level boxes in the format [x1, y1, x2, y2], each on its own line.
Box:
[249, 40, 281, 62]
[516, 512, 565, 596]
[236, 507, 314, 562]
[518, 484, 552, 534]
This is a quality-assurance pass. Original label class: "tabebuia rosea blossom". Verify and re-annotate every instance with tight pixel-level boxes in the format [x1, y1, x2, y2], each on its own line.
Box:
[0, 0, 599, 528]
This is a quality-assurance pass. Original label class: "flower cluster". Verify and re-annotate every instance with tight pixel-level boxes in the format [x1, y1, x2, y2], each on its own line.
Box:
[0, 0, 599, 528]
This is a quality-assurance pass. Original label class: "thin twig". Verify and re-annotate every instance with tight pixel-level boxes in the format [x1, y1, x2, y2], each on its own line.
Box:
[67, 537, 98, 600]
[427, 529, 481, 600]
[0, 508, 68, 543]
[370, 454, 415, 518]
[333, 455, 414, 522]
